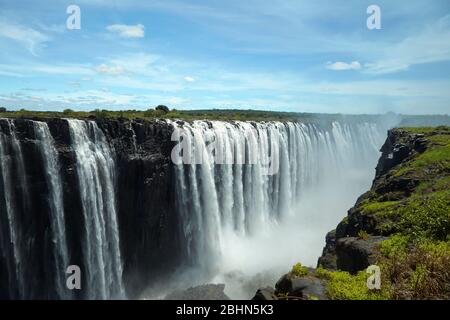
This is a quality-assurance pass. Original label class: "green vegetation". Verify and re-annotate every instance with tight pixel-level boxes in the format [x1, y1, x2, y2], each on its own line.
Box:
[289, 263, 309, 278]
[0, 107, 401, 123]
[378, 236, 450, 299]
[360, 200, 399, 215]
[315, 267, 390, 300]
[357, 230, 370, 240]
[155, 105, 170, 113]
[1, 108, 449, 126]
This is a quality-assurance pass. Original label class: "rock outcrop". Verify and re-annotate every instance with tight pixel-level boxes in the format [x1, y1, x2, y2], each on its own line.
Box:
[316, 128, 435, 274]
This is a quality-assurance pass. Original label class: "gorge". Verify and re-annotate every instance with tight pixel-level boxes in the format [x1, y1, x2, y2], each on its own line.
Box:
[0, 115, 444, 299]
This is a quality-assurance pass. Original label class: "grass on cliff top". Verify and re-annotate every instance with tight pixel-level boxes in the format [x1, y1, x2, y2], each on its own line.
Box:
[398, 126, 450, 134]
[0, 108, 382, 123]
[394, 135, 450, 177]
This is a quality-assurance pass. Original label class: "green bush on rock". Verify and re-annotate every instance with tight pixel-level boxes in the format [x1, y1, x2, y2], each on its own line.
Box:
[289, 263, 308, 278]
[315, 267, 390, 300]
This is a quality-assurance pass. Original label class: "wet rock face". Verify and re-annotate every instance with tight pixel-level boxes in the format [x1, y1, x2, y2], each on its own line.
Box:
[0, 117, 180, 299]
[96, 119, 182, 297]
[335, 236, 388, 274]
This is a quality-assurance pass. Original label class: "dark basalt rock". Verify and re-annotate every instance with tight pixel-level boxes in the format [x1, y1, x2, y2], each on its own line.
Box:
[252, 287, 278, 300]
[317, 230, 337, 270]
[274, 273, 326, 300]
[336, 236, 388, 274]
[375, 129, 429, 179]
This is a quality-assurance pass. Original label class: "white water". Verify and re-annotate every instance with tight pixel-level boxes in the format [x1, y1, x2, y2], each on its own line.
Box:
[170, 120, 387, 298]
[67, 119, 125, 299]
[33, 121, 71, 299]
[0, 120, 24, 298]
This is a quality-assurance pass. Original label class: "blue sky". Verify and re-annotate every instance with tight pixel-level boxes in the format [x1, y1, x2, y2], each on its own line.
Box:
[0, 0, 449, 114]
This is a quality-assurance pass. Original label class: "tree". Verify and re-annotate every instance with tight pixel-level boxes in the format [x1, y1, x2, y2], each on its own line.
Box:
[0, 107, 6, 112]
[63, 108, 74, 114]
[155, 105, 169, 113]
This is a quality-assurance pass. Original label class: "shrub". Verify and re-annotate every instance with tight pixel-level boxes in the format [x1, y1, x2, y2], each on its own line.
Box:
[289, 263, 308, 278]
[358, 230, 370, 240]
[378, 238, 450, 299]
[0, 107, 7, 112]
[397, 191, 450, 241]
[316, 267, 390, 300]
[143, 109, 155, 118]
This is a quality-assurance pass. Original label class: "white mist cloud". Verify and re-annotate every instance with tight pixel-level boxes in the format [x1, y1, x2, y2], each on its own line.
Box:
[0, 21, 50, 55]
[106, 24, 145, 38]
[95, 64, 126, 75]
[326, 61, 361, 71]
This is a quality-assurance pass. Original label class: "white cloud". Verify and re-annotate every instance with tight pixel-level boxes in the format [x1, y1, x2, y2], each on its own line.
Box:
[106, 24, 145, 38]
[95, 64, 126, 75]
[326, 61, 361, 71]
[184, 76, 195, 82]
[107, 53, 159, 73]
[0, 63, 93, 77]
[0, 21, 50, 55]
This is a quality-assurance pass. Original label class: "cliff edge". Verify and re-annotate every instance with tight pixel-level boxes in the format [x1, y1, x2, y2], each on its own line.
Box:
[255, 126, 450, 300]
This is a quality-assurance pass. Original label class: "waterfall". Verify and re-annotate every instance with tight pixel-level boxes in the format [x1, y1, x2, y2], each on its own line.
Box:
[33, 121, 71, 299]
[0, 116, 389, 299]
[171, 120, 386, 276]
[0, 119, 25, 298]
[67, 119, 125, 299]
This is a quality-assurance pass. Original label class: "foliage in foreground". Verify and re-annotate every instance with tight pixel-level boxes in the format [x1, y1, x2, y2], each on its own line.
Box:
[378, 235, 450, 300]
[315, 267, 390, 300]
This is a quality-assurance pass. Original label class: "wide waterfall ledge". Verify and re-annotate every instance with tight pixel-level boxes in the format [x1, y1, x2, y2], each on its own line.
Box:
[0, 117, 392, 299]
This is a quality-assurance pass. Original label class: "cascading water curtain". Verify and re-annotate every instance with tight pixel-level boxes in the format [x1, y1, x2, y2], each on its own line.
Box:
[67, 119, 125, 299]
[171, 120, 386, 272]
[33, 121, 71, 299]
[0, 119, 27, 299]
[0, 119, 126, 299]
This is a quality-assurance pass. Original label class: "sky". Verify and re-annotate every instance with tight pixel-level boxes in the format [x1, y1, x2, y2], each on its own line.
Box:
[0, 0, 449, 114]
